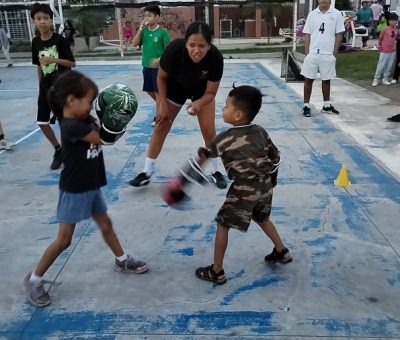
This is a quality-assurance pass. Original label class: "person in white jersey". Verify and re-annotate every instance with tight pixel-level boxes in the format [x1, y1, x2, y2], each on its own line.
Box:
[300, 0, 345, 117]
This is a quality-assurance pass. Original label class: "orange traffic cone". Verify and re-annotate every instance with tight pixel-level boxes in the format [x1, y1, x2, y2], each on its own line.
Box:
[334, 164, 351, 187]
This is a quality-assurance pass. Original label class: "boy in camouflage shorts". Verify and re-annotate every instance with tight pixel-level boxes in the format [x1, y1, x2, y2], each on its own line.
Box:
[195, 85, 292, 285]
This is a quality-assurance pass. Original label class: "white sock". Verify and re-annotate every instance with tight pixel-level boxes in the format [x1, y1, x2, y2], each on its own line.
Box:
[116, 254, 127, 262]
[143, 157, 155, 176]
[324, 101, 331, 107]
[304, 103, 310, 108]
[211, 158, 219, 173]
[30, 272, 43, 283]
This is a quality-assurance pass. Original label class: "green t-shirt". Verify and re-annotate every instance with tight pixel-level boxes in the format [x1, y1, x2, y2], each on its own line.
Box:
[356, 8, 373, 24]
[140, 26, 170, 68]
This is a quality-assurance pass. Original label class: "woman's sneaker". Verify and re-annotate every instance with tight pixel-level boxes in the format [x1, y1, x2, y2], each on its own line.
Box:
[23, 272, 51, 307]
[0, 139, 15, 150]
[50, 147, 63, 170]
[115, 255, 148, 274]
[128, 172, 151, 187]
[264, 247, 293, 264]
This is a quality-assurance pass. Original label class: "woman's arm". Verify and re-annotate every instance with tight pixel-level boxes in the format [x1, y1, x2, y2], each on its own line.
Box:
[155, 66, 170, 124]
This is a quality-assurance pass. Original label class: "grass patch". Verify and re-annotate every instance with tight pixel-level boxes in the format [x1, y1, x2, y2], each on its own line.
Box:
[336, 50, 379, 80]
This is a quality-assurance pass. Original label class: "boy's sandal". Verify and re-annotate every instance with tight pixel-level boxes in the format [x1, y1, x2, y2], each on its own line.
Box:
[195, 264, 227, 285]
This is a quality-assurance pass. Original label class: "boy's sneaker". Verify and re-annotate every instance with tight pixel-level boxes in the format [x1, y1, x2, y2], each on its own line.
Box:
[391, 79, 397, 84]
[387, 114, 400, 122]
[264, 247, 293, 264]
[151, 117, 156, 127]
[382, 78, 391, 86]
[302, 106, 311, 117]
[128, 172, 151, 187]
[50, 147, 63, 170]
[115, 255, 148, 274]
[321, 105, 339, 114]
[372, 79, 379, 87]
[23, 272, 51, 307]
[211, 171, 227, 189]
[0, 139, 15, 150]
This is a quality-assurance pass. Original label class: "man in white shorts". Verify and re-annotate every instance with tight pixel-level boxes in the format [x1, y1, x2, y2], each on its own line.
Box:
[301, 0, 345, 117]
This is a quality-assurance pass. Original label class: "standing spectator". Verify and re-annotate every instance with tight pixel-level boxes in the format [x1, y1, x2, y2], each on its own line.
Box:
[300, 0, 345, 117]
[63, 20, 77, 54]
[357, 1, 373, 47]
[0, 120, 15, 150]
[132, 5, 170, 127]
[31, 3, 75, 170]
[372, 13, 398, 86]
[370, 0, 383, 38]
[390, 24, 400, 84]
[122, 20, 134, 50]
[0, 24, 13, 67]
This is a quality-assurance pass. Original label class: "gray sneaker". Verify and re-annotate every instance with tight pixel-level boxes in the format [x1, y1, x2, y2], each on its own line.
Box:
[23, 272, 51, 307]
[115, 255, 148, 274]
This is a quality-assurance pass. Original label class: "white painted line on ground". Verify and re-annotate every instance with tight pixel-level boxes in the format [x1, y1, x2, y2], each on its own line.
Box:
[0, 127, 40, 155]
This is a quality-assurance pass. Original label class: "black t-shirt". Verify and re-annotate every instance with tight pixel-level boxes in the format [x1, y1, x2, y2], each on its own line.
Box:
[59, 117, 107, 193]
[160, 38, 224, 99]
[32, 32, 74, 89]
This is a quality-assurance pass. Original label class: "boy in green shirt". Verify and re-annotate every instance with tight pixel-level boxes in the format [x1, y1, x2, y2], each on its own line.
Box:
[133, 5, 170, 127]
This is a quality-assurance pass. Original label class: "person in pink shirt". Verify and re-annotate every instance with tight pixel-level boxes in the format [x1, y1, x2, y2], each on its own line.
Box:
[123, 20, 134, 50]
[372, 13, 398, 86]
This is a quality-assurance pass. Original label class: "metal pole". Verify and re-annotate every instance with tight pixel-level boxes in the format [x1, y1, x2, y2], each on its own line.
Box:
[116, 7, 124, 57]
[293, 0, 298, 52]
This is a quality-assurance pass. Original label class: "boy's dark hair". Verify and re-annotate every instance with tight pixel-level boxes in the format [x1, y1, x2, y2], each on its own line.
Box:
[30, 3, 53, 19]
[48, 70, 98, 118]
[361, 1, 368, 5]
[389, 12, 398, 21]
[228, 84, 263, 123]
[143, 5, 160, 16]
[185, 21, 212, 44]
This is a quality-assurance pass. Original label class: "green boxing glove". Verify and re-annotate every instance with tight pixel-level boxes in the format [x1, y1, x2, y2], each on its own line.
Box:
[95, 83, 138, 145]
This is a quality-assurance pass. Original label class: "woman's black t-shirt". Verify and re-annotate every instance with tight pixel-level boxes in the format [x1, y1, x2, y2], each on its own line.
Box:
[59, 117, 107, 193]
[160, 38, 223, 100]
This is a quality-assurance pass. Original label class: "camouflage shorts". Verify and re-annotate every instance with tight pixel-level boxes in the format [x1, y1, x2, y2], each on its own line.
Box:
[216, 177, 273, 232]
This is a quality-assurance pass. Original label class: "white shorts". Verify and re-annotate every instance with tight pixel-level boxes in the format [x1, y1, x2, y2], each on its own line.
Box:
[301, 54, 337, 80]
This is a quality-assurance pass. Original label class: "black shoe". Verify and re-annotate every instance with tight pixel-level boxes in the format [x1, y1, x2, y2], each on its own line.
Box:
[321, 105, 339, 114]
[50, 147, 63, 170]
[302, 106, 311, 117]
[128, 172, 151, 187]
[264, 247, 293, 264]
[211, 171, 227, 189]
[387, 114, 400, 122]
[7, 63, 13, 68]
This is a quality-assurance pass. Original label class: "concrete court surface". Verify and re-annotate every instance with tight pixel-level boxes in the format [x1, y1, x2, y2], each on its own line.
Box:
[0, 59, 399, 340]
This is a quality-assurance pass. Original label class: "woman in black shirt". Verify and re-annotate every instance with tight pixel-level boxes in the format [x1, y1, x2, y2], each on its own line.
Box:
[129, 21, 227, 189]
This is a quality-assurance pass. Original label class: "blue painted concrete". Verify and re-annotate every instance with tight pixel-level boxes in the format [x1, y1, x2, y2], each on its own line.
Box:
[0, 62, 399, 339]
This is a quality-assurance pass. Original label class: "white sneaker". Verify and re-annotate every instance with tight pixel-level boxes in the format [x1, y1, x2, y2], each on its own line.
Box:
[0, 139, 15, 150]
[382, 79, 391, 86]
[372, 79, 379, 87]
[391, 79, 397, 84]
[151, 117, 156, 127]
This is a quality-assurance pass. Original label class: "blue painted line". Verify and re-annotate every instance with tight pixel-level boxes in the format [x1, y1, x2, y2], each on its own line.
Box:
[0, 310, 280, 337]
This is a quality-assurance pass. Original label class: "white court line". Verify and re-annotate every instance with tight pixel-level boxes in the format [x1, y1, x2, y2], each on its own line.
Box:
[0, 127, 40, 155]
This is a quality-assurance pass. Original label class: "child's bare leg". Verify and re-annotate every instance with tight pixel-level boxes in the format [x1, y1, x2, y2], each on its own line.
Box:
[259, 219, 285, 252]
[213, 223, 229, 272]
[92, 213, 124, 257]
[34, 223, 75, 276]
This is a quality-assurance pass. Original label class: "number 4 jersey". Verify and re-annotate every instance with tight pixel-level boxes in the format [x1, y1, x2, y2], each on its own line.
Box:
[303, 6, 345, 55]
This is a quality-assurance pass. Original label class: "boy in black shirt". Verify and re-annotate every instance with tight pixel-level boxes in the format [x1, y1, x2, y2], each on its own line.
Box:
[31, 3, 75, 170]
[23, 71, 148, 307]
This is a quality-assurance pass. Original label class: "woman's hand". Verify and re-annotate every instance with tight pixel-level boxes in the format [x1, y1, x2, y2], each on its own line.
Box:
[186, 100, 201, 116]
